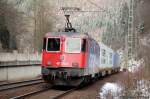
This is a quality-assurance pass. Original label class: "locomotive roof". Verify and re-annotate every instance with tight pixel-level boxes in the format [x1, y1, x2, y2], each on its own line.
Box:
[45, 32, 90, 38]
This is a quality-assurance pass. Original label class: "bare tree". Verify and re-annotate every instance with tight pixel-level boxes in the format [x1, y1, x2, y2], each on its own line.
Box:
[15, 0, 56, 52]
[0, 0, 56, 53]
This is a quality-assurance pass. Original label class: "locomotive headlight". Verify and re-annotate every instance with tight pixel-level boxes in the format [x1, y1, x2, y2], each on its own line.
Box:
[47, 61, 51, 65]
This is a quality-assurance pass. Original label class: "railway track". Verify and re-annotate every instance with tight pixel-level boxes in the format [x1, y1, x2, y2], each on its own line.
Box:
[0, 78, 44, 91]
[10, 87, 51, 99]
[10, 87, 76, 99]
[53, 88, 76, 99]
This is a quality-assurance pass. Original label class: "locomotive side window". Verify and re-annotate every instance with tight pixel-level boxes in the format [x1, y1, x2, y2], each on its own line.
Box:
[43, 38, 46, 50]
[47, 38, 60, 51]
[101, 59, 106, 64]
[102, 49, 106, 56]
[81, 39, 86, 52]
[109, 53, 113, 64]
[65, 38, 81, 53]
[101, 49, 106, 64]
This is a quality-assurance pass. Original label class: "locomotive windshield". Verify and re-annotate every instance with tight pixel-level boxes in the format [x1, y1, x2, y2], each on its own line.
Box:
[65, 38, 81, 53]
[47, 38, 60, 51]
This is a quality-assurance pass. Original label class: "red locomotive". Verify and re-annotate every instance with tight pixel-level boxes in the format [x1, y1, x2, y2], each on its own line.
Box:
[42, 32, 100, 86]
[41, 15, 120, 86]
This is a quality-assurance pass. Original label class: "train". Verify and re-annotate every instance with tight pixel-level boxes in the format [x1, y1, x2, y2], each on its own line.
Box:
[41, 32, 120, 86]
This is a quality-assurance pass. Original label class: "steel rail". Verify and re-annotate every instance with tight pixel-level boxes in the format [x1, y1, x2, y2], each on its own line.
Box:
[10, 87, 52, 99]
[10, 87, 76, 99]
[52, 88, 76, 99]
[0, 79, 44, 91]
[0, 78, 42, 86]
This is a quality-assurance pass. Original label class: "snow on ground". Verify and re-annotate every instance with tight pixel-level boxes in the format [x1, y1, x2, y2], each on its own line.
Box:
[136, 80, 150, 97]
[117, 49, 144, 73]
[99, 80, 150, 99]
[99, 82, 123, 99]
[128, 59, 144, 72]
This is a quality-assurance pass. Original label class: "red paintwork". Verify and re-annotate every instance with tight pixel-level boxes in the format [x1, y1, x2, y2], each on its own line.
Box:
[42, 36, 87, 69]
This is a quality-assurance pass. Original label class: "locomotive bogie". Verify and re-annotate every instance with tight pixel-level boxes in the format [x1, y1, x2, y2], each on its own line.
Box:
[42, 67, 85, 78]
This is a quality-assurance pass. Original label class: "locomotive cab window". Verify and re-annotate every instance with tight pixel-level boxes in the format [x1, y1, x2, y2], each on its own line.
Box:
[47, 38, 60, 51]
[65, 38, 81, 53]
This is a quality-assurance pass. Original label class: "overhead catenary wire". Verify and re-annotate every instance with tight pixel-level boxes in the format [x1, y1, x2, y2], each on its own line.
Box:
[86, 0, 107, 12]
[58, 0, 111, 14]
